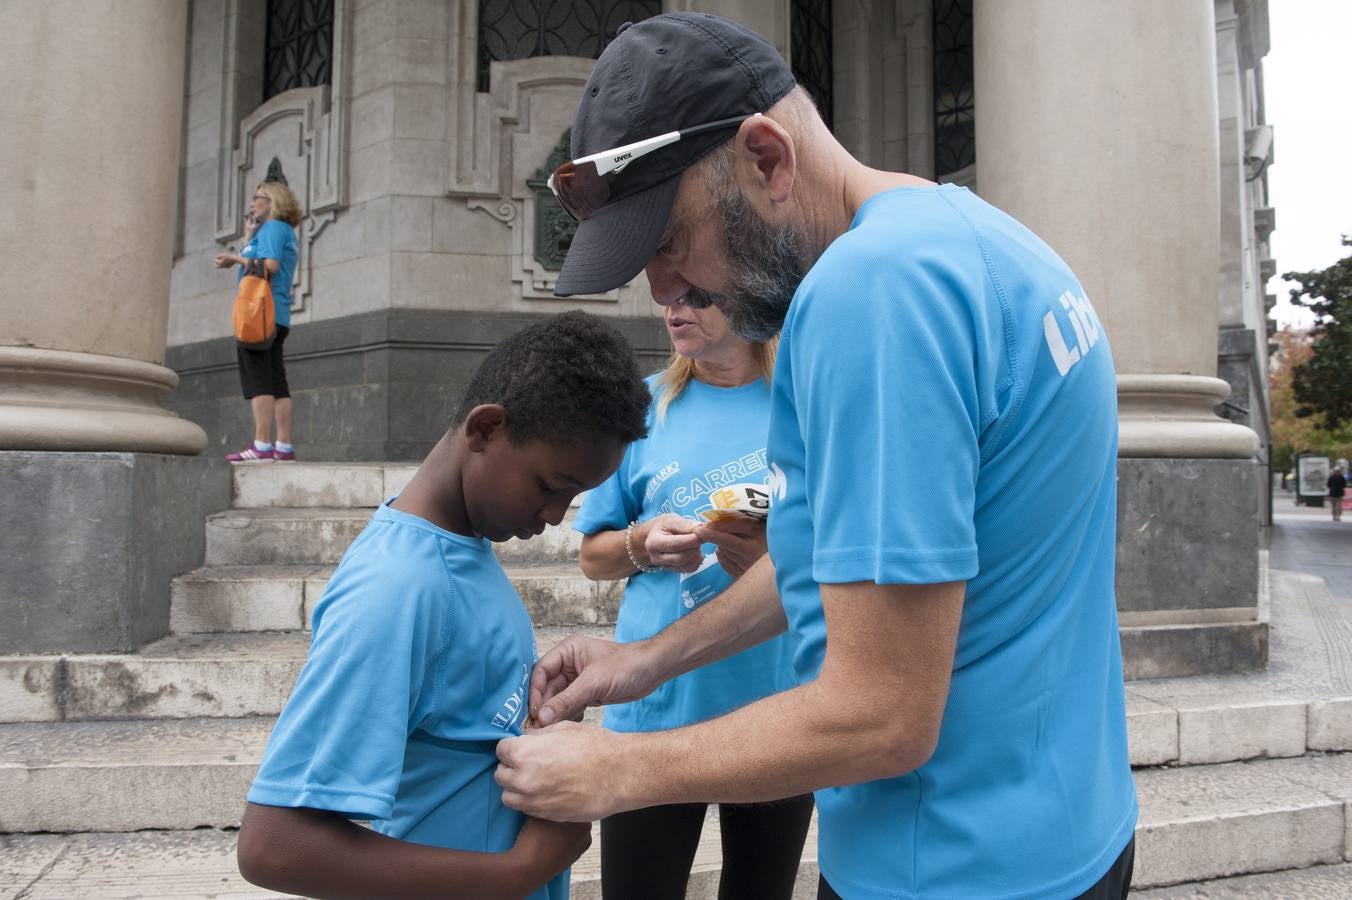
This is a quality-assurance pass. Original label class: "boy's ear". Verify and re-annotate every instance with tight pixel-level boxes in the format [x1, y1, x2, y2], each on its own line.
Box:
[462, 404, 508, 451]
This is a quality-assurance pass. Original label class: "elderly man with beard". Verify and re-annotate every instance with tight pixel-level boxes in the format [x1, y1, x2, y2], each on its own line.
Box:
[496, 13, 1137, 899]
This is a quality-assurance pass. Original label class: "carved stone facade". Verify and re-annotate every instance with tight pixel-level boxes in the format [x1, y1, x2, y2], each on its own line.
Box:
[165, 0, 1275, 488]
[0, 0, 1269, 674]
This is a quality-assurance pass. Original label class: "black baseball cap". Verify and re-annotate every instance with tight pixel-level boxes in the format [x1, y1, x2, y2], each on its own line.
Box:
[552, 13, 796, 297]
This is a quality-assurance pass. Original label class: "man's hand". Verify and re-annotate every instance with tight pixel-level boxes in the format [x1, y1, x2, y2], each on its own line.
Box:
[497, 723, 631, 822]
[506, 815, 592, 888]
[696, 518, 768, 580]
[529, 634, 656, 727]
[213, 252, 240, 269]
[643, 513, 704, 572]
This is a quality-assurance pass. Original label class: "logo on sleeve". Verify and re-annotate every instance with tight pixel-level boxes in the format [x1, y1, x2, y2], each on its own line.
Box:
[1042, 290, 1101, 377]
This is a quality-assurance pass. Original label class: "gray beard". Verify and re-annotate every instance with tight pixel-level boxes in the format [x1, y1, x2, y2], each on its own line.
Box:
[683, 185, 808, 343]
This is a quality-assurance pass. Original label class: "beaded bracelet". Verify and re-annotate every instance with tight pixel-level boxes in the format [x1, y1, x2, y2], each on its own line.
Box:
[625, 521, 661, 573]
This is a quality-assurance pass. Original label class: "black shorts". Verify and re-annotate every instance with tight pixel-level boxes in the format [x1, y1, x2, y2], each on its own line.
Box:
[236, 324, 290, 400]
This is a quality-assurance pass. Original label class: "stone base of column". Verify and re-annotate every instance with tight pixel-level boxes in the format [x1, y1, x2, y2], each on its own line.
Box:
[0, 347, 208, 454]
[0, 452, 231, 654]
[1118, 374, 1260, 459]
[1117, 457, 1267, 678]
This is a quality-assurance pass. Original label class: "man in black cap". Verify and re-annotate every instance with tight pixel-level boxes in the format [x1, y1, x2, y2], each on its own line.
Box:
[497, 13, 1137, 899]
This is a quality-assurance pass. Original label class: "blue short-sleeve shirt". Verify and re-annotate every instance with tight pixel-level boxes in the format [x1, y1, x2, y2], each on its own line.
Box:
[248, 501, 567, 899]
[574, 376, 797, 733]
[767, 185, 1137, 898]
[239, 219, 299, 327]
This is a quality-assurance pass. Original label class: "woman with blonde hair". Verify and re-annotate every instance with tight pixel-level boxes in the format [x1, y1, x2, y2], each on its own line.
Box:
[573, 299, 811, 899]
[214, 180, 302, 462]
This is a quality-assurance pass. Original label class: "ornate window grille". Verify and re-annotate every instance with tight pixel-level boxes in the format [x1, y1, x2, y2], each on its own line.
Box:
[477, 1, 661, 92]
[790, 0, 833, 130]
[263, 0, 334, 101]
[932, 0, 974, 177]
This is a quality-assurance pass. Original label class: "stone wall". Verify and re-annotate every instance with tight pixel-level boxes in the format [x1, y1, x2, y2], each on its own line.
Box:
[1, 452, 231, 654]
[169, 0, 668, 350]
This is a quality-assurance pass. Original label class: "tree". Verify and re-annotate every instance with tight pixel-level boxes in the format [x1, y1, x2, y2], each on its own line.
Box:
[1269, 328, 1352, 473]
[1285, 237, 1352, 430]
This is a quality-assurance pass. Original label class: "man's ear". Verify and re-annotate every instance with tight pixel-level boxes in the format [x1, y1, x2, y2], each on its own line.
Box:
[462, 404, 508, 452]
[736, 114, 795, 204]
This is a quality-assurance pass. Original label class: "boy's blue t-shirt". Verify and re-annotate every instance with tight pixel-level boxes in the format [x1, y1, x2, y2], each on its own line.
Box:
[766, 184, 1137, 898]
[574, 376, 797, 733]
[248, 501, 567, 900]
[239, 218, 298, 326]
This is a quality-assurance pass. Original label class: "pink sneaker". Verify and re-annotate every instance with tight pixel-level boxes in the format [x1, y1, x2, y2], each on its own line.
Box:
[274, 447, 296, 462]
[225, 446, 274, 463]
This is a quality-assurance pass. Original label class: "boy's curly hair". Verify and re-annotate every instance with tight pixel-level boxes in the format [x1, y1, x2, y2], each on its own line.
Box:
[453, 311, 650, 446]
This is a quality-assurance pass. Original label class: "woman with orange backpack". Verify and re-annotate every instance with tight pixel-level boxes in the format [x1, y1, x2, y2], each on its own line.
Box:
[213, 180, 302, 462]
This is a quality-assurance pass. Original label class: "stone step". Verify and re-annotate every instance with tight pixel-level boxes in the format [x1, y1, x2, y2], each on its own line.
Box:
[0, 717, 269, 832]
[2, 634, 306, 724]
[203, 507, 583, 567]
[203, 507, 370, 566]
[0, 628, 610, 724]
[5, 632, 1347, 771]
[1132, 752, 1352, 889]
[2, 726, 1349, 890]
[170, 565, 325, 634]
[9, 830, 1352, 900]
[170, 564, 622, 634]
[0, 813, 821, 899]
[232, 462, 417, 509]
[1133, 860, 1352, 898]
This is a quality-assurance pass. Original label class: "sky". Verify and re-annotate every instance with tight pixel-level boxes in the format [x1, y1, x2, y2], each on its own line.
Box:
[1263, 1, 1352, 329]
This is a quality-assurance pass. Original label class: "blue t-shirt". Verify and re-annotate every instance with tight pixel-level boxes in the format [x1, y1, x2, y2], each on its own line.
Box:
[574, 376, 797, 733]
[767, 184, 1136, 898]
[240, 219, 299, 327]
[248, 501, 567, 900]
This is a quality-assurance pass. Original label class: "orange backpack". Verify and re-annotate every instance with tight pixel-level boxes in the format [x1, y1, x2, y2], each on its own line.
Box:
[232, 260, 276, 350]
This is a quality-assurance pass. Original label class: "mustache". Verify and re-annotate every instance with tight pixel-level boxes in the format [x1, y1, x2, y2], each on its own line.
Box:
[682, 287, 724, 309]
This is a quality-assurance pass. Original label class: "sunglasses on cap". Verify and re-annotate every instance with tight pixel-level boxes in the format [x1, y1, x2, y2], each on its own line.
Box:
[547, 114, 756, 222]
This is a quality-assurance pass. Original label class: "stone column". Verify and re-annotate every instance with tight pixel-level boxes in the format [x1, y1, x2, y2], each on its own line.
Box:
[0, 0, 206, 454]
[0, 2, 226, 656]
[974, 0, 1264, 676]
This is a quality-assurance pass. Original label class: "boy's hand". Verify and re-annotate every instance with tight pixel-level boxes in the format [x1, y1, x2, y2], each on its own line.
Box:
[508, 816, 592, 888]
[642, 513, 703, 572]
[696, 518, 768, 580]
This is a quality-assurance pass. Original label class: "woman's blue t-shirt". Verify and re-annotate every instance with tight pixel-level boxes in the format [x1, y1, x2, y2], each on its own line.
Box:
[239, 218, 299, 327]
[574, 375, 797, 733]
[248, 501, 567, 899]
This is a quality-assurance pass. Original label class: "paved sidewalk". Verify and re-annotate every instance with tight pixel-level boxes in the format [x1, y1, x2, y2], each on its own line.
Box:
[1272, 489, 1352, 600]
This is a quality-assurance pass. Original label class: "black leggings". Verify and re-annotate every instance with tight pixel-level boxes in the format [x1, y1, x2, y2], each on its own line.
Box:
[817, 836, 1134, 899]
[601, 794, 815, 900]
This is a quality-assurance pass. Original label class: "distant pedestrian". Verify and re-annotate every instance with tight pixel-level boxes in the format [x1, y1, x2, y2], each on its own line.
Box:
[214, 180, 302, 463]
[1328, 467, 1346, 522]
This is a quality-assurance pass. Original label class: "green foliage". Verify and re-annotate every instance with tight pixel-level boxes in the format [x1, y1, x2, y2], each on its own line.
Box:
[1270, 327, 1352, 473]
[1285, 237, 1352, 430]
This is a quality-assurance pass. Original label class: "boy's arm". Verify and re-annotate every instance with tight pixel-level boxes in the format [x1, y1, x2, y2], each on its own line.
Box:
[238, 802, 590, 899]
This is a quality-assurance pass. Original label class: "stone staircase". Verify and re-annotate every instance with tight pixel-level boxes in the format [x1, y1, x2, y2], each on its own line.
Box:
[3, 463, 1351, 898]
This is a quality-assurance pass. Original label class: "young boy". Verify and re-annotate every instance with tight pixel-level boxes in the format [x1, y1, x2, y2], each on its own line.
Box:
[237, 311, 651, 899]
